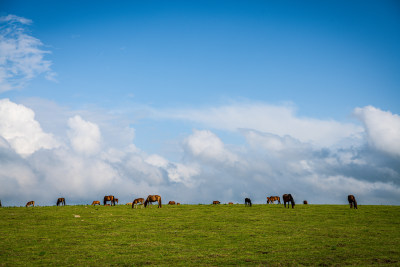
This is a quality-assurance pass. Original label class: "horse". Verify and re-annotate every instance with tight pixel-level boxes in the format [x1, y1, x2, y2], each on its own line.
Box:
[282, 194, 295, 208]
[144, 195, 162, 208]
[177, 203, 181, 205]
[91, 201, 101, 206]
[26, 201, 35, 207]
[348, 195, 358, 209]
[268, 196, 281, 204]
[228, 202, 234, 205]
[103, 195, 116, 206]
[245, 198, 252, 207]
[303, 200, 308, 205]
[132, 198, 145, 209]
[168, 201, 176, 205]
[212, 201, 220, 205]
[56, 198, 66, 206]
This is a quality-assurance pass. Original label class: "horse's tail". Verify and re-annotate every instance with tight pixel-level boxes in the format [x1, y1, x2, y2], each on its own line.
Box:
[158, 197, 162, 208]
[144, 200, 148, 208]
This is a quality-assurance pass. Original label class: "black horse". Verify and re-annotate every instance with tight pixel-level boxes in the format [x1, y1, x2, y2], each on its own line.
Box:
[282, 194, 295, 208]
[348, 195, 358, 209]
[56, 198, 66, 206]
[245, 198, 252, 207]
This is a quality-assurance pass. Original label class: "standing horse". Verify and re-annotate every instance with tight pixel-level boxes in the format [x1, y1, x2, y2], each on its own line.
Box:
[104, 195, 116, 206]
[132, 198, 145, 209]
[245, 198, 252, 207]
[282, 194, 295, 208]
[92, 201, 101, 206]
[144, 195, 162, 208]
[26, 201, 35, 207]
[268, 196, 281, 204]
[212, 201, 220, 205]
[56, 198, 66, 206]
[348, 195, 358, 209]
[168, 201, 176, 205]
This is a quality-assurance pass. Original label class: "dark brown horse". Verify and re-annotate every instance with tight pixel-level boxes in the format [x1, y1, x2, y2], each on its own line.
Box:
[26, 201, 35, 207]
[282, 194, 295, 208]
[212, 200, 220, 205]
[132, 198, 145, 209]
[103, 195, 116, 206]
[168, 201, 176, 205]
[303, 200, 308, 204]
[245, 198, 252, 207]
[267, 196, 281, 204]
[144, 195, 162, 208]
[348, 195, 358, 209]
[91, 201, 101, 206]
[228, 202, 233, 205]
[56, 198, 65, 206]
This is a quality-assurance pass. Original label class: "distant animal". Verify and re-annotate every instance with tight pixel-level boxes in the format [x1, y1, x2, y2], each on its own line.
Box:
[132, 198, 145, 209]
[144, 195, 162, 208]
[348, 195, 358, 209]
[245, 198, 252, 207]
[177, 203, 181, 205]
[26, 201, 35, 207]
[267, 196, 281, 204]
[56, 198, 66, 206]
[212, 201, 220, 205]
[103, 195, 116, 206]
[303, 200, 308, 205]
[228, 202, 233, 205]
[91, 201, 101, 206]
[126, 203, 132, 206]
[168, 201, 176, 205]
[282, 194, 295, 208]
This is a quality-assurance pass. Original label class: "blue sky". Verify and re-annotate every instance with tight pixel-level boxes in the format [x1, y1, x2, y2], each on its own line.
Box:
[0, 1, 399, 205]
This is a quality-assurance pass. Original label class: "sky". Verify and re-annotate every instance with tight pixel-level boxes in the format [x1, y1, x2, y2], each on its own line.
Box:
[0, 0, 399, 206]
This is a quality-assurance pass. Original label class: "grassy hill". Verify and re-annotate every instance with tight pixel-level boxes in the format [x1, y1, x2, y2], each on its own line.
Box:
[1, 204, 399, 265]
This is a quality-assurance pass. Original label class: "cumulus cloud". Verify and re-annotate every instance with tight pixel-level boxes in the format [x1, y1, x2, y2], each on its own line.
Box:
[0, 98, 60, 156]
[67, 115, 102, 155]
[354, 106, 400, 157]
[0, 99, 399, 206]
[156, 102, 363, 148]
[0, 14, 55, 92]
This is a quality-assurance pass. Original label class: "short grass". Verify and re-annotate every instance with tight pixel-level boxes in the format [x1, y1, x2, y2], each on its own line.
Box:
[1, 204, 399, 266]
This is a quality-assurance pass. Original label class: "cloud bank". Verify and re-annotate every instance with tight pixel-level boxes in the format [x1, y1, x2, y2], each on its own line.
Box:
[0, 99, 399, 206]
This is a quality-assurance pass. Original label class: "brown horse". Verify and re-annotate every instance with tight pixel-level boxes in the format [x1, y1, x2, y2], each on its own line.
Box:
[144, 195, 162, 208]
[303, 200, 308, 204]
[26, 201, 35, 207]
[348, 195, 358, 209]
[168, 201, 176, 205]
[56, 198, 65, 206]
[103, 195, 116, 206]
[212, 201, 220, 205]
[91, 201, 101, 206]
[282, 194, 295, 208]
[245, 198, 252, 207]
[228, 202, 234, 205]
[267, 196, 281, 204]
[132, 198, 145, 209]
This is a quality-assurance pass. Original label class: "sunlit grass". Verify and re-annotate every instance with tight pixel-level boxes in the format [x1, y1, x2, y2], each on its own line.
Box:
[1, 204, 399, 265]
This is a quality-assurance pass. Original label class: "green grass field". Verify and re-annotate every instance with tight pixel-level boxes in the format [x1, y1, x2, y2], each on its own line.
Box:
[1, 204, 399, 266]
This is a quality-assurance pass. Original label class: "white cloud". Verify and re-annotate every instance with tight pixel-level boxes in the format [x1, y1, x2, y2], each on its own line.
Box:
[67, 115, 102, 155]
[354, 106, 400, 157]
[0, 98, 60, 156]
[156, 103, 363, 148]
[0, 14, 55, 92]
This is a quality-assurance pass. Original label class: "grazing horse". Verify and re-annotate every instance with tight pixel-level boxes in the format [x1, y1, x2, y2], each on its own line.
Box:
[26, 201, 35, 207]
[91, 201, 101, 206]
[303, 200, 308, 205]
[348, 195, 358, 209]
[103, 195, 116, 206]
[245, 198, 252, 207]
[228, 202, 233, 205]
[282, 194, 295, 208]
[212, 201, 220, 205]
[168, 201, 176, 205]
[132, 198, 145, 209]
[144, 195, 162, 208]
[56, 198, 66, 206]
[267, 196, 281, 204]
